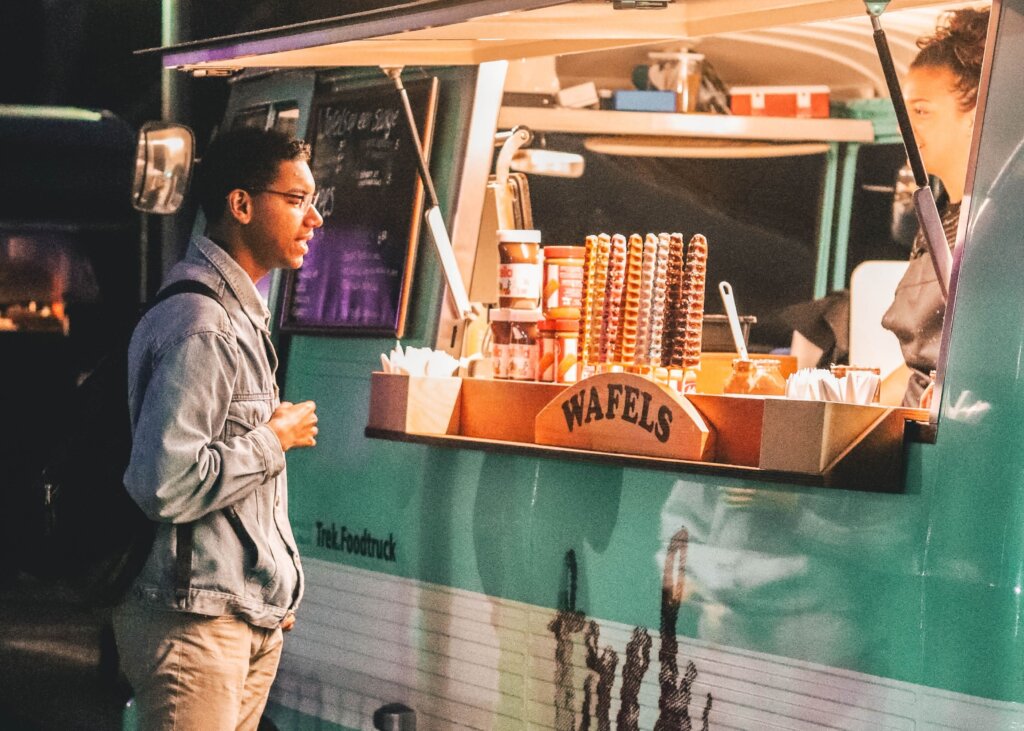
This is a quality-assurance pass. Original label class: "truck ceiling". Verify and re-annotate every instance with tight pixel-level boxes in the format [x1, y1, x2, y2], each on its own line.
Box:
[148, 0, 956, 83]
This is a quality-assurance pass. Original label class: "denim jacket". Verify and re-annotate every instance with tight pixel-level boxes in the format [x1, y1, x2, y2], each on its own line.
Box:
[123, 235, 303, 628]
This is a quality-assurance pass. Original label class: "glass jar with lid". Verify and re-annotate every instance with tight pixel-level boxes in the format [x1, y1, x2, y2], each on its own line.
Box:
[542, 245, 585, 319]
[750, 359, 786, 395]
[723, 358, 755, 394]
[497, 229, 542, 309]
[508, 309, 542, 381]
[488, 308, 512, 379]
[723, 358, 786, 395]
[553, 319, 580, 383]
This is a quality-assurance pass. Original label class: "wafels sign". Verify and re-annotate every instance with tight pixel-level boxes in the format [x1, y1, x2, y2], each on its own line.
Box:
[534, 372, 714, 461]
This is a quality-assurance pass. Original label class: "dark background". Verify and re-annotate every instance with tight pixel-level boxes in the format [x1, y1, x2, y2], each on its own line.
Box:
[0, 1, 162, 127]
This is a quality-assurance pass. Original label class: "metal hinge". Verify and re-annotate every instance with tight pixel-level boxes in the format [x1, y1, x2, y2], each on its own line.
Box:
[183, 67, 237, 78]
[610, 0, 672, 8]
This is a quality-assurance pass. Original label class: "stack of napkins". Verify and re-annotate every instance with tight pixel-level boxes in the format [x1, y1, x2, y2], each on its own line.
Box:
[379, 342, 461, 377]
[785, 368, 880, 405]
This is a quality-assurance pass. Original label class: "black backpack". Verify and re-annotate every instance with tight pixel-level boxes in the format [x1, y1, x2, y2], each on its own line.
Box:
[32, 279, 222, 606]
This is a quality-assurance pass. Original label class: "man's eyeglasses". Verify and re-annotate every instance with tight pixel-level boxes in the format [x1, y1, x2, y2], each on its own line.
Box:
[251, 189, 316, 212]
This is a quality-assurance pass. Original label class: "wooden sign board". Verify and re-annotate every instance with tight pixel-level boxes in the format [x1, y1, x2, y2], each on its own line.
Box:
[535, 372, 715, 461]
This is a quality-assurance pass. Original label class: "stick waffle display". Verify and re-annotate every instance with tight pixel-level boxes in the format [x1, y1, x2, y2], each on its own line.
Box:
[575, 230, 708, 380]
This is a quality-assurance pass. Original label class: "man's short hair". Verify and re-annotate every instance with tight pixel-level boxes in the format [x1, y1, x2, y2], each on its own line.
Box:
[195, 127, 312, 224]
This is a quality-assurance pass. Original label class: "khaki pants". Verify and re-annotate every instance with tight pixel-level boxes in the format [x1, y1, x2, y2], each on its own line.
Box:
[112, 603, 283, 731]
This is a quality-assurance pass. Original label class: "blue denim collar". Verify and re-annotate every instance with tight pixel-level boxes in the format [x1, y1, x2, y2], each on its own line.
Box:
[190, 235, 271, 332]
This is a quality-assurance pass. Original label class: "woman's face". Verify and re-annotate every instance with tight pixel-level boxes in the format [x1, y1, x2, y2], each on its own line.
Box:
[904, 65, 976, 192]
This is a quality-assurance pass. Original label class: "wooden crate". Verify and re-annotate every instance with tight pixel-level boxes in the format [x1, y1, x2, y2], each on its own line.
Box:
[366, 372, 462, 435]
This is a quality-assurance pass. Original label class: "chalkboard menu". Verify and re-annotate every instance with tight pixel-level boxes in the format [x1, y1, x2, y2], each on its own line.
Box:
[280, 76, 438, 335]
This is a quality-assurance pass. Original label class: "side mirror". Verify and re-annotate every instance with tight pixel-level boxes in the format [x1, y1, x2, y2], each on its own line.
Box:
[131, 122, 195, 215]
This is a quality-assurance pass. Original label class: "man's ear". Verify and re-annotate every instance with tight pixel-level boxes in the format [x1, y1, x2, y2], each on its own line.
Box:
[226, 189, 253, 224]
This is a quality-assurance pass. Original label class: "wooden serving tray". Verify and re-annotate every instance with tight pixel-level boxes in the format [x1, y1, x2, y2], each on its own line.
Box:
[366, 373, 927, 492]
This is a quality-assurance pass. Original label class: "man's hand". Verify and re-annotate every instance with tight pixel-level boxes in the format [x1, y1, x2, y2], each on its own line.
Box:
[267, 400, 318, 451]
[281, 612, 296, 632]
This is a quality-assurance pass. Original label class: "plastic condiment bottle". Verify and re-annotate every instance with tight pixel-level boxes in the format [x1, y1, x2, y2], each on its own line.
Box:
[497, 229, 542, 309]
[542, 245, 585, 319]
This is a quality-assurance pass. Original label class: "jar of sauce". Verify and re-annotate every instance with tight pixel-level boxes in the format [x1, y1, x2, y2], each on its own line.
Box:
[750, 359, 786, 395]
[498, 229, 542, 309]
[554, 319, 580, 383]
[488, 308, 511, 379]
[538, 319, 557, 382]
[723, 358, 755, 394]
[542, 245, 585, 319]
[508, 309, 542, 381]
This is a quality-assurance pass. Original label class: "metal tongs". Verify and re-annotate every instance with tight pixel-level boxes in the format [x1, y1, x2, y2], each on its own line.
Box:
[382, 66, 473, 321]
[866, 0, 953, 299]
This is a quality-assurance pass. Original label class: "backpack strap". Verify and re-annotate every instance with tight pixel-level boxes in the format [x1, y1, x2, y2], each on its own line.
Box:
[151, 279, 223, 607]
[153, 279, 222, 308]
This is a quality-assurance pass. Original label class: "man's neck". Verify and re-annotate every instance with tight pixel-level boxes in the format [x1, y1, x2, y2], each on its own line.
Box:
[205, 227, 266, 283]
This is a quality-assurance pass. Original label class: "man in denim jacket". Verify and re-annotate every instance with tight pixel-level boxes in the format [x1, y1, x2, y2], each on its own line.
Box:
[113, 128, 323, 730]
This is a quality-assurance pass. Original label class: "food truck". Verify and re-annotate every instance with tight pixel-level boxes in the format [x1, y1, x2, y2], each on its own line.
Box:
[136, 0, 1024, 727]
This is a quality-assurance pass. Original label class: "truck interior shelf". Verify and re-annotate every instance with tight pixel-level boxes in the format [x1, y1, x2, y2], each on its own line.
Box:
[497, 106, 875, 143]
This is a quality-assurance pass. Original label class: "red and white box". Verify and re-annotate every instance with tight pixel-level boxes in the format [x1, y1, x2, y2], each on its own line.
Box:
[729, 85, 830, 118]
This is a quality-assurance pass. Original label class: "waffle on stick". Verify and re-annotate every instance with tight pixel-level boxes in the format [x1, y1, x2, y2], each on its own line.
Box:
[604, 234, 627, 364]
[648, 233, 670, 367]
[618, 234, 645, 365]
[634, 234, 658, 367]
[589, 234, 611, 367]
[579, 234, 598, 370]
[681, 233, 708, 369]
[666, 232, 688, 368]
